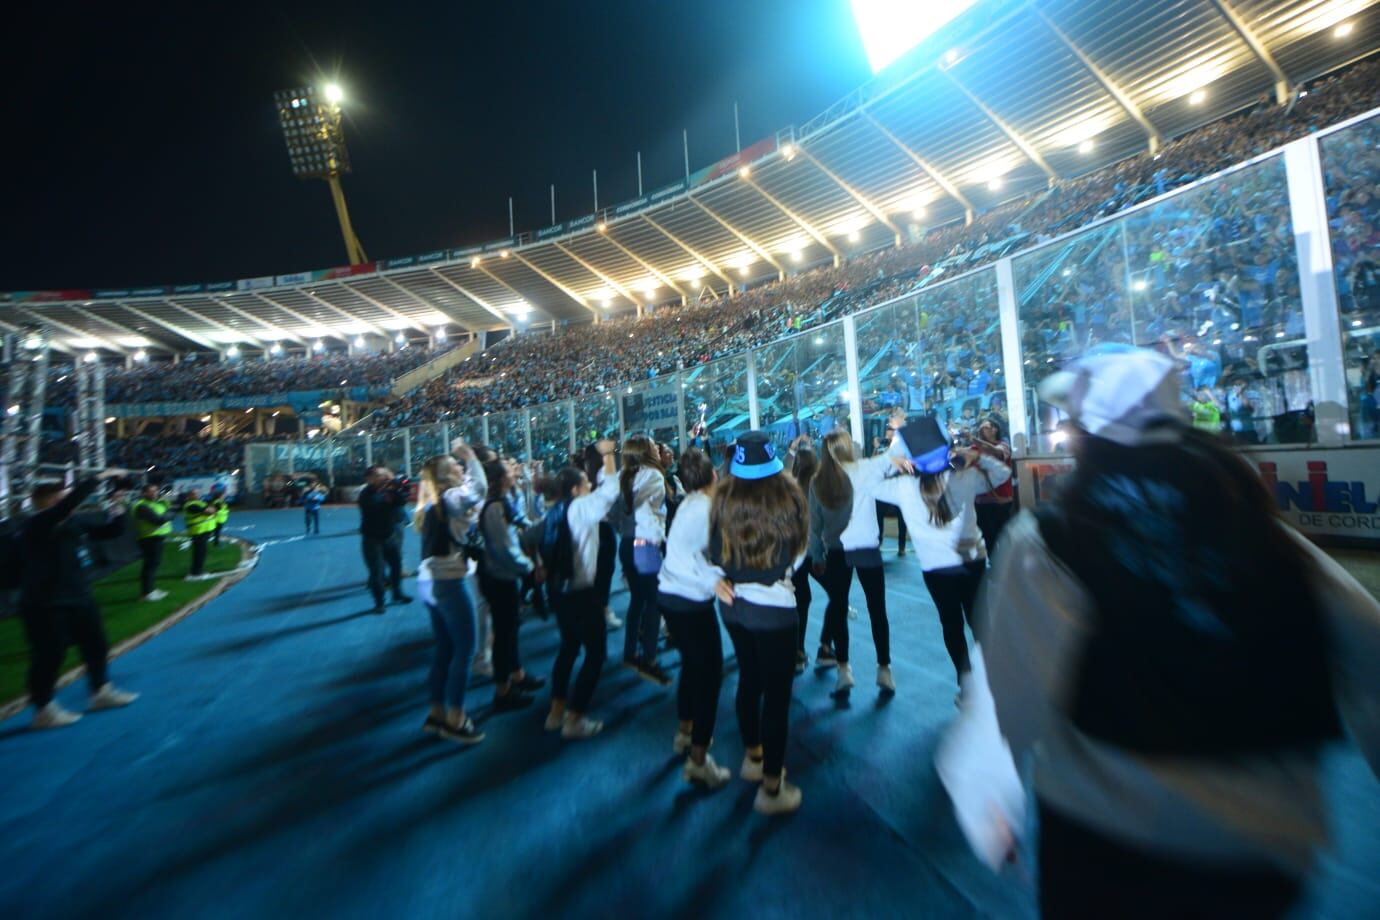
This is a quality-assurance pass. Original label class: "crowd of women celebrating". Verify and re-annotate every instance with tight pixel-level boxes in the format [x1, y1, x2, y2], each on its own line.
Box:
[404, 400, 1017, 815]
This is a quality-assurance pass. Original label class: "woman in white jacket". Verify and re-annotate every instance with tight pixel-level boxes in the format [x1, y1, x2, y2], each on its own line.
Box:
[861, 417, 1011, 694]
[655, 448, 731, 789]
[414, 447, 488, 744]
[618, 435, 670, 684]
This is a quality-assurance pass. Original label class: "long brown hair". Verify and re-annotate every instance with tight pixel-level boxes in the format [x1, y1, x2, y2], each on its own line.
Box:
[620, 434, 664, 512]
[812, 430, 855, 510]
[791, 447, 819, 496]
[413, 454, 462, 532]
[710, 471, 808, 570]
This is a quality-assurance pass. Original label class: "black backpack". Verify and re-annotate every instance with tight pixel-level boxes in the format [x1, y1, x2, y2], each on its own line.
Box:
[538, 500, 575, 599]
[1033, 501, 1341, 758]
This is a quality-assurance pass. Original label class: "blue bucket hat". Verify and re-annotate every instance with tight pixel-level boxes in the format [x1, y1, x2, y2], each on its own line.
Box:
[729, 430, 785, 480]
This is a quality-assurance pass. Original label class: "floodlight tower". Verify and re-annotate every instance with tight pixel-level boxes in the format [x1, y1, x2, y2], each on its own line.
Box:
[274, 83, 368, 265]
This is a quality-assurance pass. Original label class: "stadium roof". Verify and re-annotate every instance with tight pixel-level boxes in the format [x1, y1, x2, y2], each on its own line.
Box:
[4, 0, 1377, 356]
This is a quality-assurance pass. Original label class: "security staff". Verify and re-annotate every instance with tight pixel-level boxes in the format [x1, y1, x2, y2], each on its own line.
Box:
[208, 483, 230, 545]
[131, 483, 174, 602]
[182, 488, 217, 578]
[358, 465, 412, 613]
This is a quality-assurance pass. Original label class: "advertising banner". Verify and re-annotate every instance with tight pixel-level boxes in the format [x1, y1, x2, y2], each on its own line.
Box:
[1015, 446, 1380, 545]
[622, 384, 680, 432]
[535, 224, 567, 241]
[689, 136, 778, 189]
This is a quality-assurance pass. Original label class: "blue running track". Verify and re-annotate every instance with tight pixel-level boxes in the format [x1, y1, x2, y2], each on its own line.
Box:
[0, 507, 1376, 918]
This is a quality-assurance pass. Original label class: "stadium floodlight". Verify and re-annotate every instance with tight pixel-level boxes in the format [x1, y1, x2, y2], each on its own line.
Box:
[850, 0, 976, 73]
[313, 339, 325, 352]
[270, 342, 284, 355]
[353, 336, 365, 348]
[596, 221, 608, 233]
[274, 83, 367, 265]
[781, 144, 796, 161]
[500, 249, 511, 259]
[394, 332, 406, 345]
[470, 256, 482, 268]
[83, 352, 98, 363]
[1189, 89, 1207, 105]
[226, 345, 240, 358]
[738, 165, 751, 179]
[1335, 22, 1354, 38]
[943, 48, 960, 65]
[987, 177, 1004, 191]
[134, 350, 148, 362]
[1078, 139, 1095, 154]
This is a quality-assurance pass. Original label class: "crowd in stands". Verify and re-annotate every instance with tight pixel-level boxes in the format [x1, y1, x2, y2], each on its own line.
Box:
[373, 56, 1380, 433]
[104, 432, 284, 478]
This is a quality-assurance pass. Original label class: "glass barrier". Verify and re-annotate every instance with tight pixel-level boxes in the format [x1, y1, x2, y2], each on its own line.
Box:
[486, 410, 527, 461]
[329, 432, 372, 487]
[621, 375, 682, 454]
[451, 416, 484, 449]
[755, 322, 851, 451]
[369, 429, 409, 475]
[408, 423, 448, 467]
[530, 401, 573, 470]
[682, 354, 751, 452]
[1015, 153, 1308, 452]
[1319, 114, 1380, 441]
[574, 390, 620, 449]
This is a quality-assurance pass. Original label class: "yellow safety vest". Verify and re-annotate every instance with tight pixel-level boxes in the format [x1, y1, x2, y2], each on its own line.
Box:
[183, 500, 217, 536]
[133, 499, 173, 539]
[213, 499, 229, 525]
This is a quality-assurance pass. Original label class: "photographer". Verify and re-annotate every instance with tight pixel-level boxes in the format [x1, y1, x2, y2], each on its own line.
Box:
[19, 472, 140, 729]
[358, 465, 413, 614]
[970, 416, 1014, 557]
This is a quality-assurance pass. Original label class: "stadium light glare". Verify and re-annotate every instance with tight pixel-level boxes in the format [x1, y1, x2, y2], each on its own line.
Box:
[470, 256, 482, 268]
[313, 340, 325, 352]
[1133, 279, 1148, 292]
[849, 0, 975, 73]
[1334, 21, 1354, 38]
[226, 345, 240, 358]
[83, 352, 98, 363]
[848, 230, 861, 242]
[270, 342, 283, 355]
[596, 221, 608, 233]
[500, 249, 511, 258]
[944, 48, 960, 66]
[782, 144, 796, 160]
[395, 332, 406, 345]
[738, 165, 751, 179]
[1189, 89, 1207, 105]
[641, 280, 659, 294]
[987, 177, 1004, 191]
[1078, 139, 1095, 154]
[324, 83, 344, 104]
[134, 350, 148, 362]
[791, 250, 805, 264]
[353, 336, 365, 348]
[6, 405, 18, 416]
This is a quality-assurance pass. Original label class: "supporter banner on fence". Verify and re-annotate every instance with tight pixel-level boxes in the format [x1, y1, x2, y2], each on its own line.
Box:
[622, 385, 680, 432]
[109, 385, 390, 419]
[1016, 445, 1380, 545]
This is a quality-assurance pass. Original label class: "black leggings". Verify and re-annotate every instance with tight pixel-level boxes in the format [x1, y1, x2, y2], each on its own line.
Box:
[619, 538, 661, 663]
[480, 574, 522, 686]
[594, 521, 616, 608]
[975, 502, 1012, 559]
[22, 602, 110, 706]
[190, 533, 210, 576]
[725, 621, 796, 779]
[1039, 801, 1301, 918]
[875, 502, 907, 552]
[819, 553, 890, 665]
[138, 537, 164, 596]
[662, 604, 724, 748]
[791, 560, 812, 653]
[921, 561, 985, 682]
[551, 588, 606, 713]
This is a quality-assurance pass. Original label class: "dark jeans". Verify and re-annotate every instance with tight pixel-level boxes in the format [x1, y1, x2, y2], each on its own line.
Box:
[921, 562, 985, 682]
[819, 553, 890, 665]
[594, 521, 616, 609]
[213, 522, 223, 546]
[362, 532, 403, 605]
[551, 587, 607, 713]
[619, 537, 661, 663]
[791, 560, 812, 653]
[875, 502, 907, 552]
[975, 502, 1012, 559]
[425, 578, 477, 712]
[1039, 801, 1301, 919]
[190, 533, 210, 576]
[725, 622, 796, 779]
[662, 603, 724, 748]
[480, 573, 522, 686]
[138, 537, 164, 596]
[305, 508, 320, 534]
[22, 602, 109, 706]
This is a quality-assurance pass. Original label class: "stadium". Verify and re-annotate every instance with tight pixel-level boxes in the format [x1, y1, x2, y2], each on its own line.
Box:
[2, 1, 1379, 916]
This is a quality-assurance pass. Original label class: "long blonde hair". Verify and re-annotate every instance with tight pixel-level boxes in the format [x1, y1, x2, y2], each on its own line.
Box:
[812, 430, 856, 510]
[412, 455, 462, 532]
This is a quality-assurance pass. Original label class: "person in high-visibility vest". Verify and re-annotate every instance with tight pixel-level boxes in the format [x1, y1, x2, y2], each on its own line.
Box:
[131, 483, 174, 601]
[182, 489, 217, 578]
[208, 483, 230, 545]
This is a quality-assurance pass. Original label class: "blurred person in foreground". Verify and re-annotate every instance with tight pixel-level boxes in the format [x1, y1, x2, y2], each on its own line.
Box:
[19, 473, 140, 729]
[358, 465, 413, 614]
[980, 347, 1380, 917]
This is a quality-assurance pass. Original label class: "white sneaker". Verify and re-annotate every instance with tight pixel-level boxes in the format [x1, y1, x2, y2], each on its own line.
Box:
[673, 729, 692, 754]
[740, 754, 764, 783]
[472, 657, 494, 678]
[31, 701, 82, 729]
[834, 663, 855, 695]
[89, 683, 139, 711]
[754, 779, 803, 815]
[605, 607, 622, 629]
[143, 589, 169, 602]
[684, 754, 731, 789]
[561, 715, 604, 740]
[876, 665, 896, 694]
[544, 710, 565, 732]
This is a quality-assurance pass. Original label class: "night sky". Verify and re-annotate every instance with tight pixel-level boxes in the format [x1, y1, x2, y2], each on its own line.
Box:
[3, 1, 874, 291]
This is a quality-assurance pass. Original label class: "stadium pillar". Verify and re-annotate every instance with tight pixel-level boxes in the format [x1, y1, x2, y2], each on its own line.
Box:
[566, 401, 576, 457]
[995, 257, 1029, 458]
[1284, 137, 1348, 446]
[675, 372, 687, 453]
[842, 315, 864, 447]
[402, 428, 412, 477]
[746, 352, 761, 430]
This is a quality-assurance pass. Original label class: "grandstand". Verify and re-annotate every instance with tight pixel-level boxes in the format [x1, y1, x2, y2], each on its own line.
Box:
[4, 1, 1379, 519]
